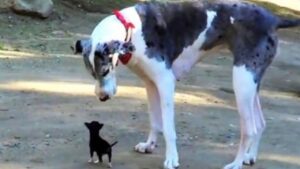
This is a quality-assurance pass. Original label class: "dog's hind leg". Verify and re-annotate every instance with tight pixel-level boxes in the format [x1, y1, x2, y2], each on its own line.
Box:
[243, 94, 266, 165]
[135, 80, 162, 153]
[224, 65, 258, 169]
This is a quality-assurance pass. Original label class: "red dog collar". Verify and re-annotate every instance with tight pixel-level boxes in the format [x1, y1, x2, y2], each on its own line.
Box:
[113, 10, 135, 65]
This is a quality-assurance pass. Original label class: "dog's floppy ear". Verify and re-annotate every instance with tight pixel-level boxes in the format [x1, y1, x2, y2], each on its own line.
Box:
[110, 40, 135, 55]
[72, 39, 92, 55]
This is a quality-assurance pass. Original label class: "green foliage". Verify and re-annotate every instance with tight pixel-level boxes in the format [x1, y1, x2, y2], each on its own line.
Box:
[247, 0, 300, 19]
[0, 43, 4, 50]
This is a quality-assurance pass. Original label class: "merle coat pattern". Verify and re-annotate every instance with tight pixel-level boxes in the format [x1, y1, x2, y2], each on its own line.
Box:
[74, 1, 300, 169]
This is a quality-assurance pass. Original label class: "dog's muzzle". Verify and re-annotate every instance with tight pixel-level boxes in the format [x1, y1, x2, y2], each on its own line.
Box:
[99, 94, 110, 102]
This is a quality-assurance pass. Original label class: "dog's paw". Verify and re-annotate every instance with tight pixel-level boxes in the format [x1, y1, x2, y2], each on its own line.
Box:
[108, 162, 112, 168]
[93, 159, 99, 164]
[164, 155, 179, 169]
[243, 153, 256, 166]
[134, 142, 156, 154]
[88, 158, 93, 163]
[223, 161, 243, 169]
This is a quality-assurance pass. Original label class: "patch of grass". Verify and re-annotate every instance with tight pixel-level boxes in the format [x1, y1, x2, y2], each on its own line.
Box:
[0, 43, 4, 50]
[247, 0, 300, 19]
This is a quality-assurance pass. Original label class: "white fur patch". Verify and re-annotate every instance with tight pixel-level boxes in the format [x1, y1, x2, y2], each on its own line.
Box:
[172, 10, 217, 80]
[94, 71, 117, 98]
[88, 7, 137, 69]
[226, 65, 258, 169]
[230, 17, 235, 24]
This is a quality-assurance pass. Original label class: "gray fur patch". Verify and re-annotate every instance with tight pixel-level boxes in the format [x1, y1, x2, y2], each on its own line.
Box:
[135, 1, 208, 68]
[78, 39, 95, 78]
[201, 1, 279, 84]
[225, 2, 279, 84]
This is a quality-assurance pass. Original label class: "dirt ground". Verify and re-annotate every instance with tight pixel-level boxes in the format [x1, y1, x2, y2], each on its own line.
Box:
[1, 1, 300, 169]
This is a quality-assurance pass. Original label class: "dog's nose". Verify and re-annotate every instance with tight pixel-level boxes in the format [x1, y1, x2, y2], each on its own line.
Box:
[99, 95, 110, 102]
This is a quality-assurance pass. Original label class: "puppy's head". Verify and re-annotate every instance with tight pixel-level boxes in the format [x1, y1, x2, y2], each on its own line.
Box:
[84, 121, 104, 134]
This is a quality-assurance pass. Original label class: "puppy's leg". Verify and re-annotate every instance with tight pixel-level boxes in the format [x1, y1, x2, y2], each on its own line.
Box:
[108, 151, 112, 168]
[224, 65, 257, 169]
[96, 151, 103, 163]
[135, 80, 162, 153]
[156, 75, 179, 169]
[244, 94, 266, 165]
[88, 149, 94, 163]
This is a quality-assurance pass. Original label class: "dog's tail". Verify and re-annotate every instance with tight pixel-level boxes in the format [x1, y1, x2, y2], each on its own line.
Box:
[277, 18, 300, 29]
[110, 141, 118, 147]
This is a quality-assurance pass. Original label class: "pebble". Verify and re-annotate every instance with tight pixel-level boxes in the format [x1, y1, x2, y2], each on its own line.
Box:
[229, 142, 235, 147]
[30, 157, 44, 164]
[3, 139, 20, 148]
[229, 124, 236, 128]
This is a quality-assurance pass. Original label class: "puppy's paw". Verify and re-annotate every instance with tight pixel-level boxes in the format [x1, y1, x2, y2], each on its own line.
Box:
[134, 142, 156, 154]
[93, 159, 99, 164]
[88, 158, 93, 163]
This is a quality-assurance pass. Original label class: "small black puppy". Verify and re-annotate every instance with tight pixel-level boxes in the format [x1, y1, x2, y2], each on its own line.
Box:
[85, 121, 118, 168]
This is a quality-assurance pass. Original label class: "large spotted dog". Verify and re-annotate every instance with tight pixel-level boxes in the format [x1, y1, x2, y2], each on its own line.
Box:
[74, 1, 300, 169]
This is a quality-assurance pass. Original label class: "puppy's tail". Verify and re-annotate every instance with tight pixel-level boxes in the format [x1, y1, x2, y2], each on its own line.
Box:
[277, 18, 300, 29]
[110, 141, 118, 147]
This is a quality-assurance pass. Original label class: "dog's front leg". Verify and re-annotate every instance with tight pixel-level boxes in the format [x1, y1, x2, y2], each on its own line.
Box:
[156, 75, 179, 169]
[135, 80, 162, 153]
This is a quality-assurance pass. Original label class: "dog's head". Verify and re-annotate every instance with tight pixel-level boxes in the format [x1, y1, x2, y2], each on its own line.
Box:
[84, 121, 104, 134]
[73, 39, 135, 102]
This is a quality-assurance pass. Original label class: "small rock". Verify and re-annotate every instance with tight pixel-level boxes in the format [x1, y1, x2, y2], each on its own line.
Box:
[11, 0, 54, 19]
[131, 114, 137, 120]
[14, 135, 21, 139]
[229, 124, 236, 128]
[52, 30, 65, 36]
[45, 134, 50, 138]
[3, 139, 20, 148]
[30, 157, 44, 163]
[229, 142, 235, 147]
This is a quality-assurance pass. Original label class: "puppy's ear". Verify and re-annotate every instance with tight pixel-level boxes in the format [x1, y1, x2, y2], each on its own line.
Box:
[99, 123, 104, 130]
[84, 122, 90, 129]
[109, 40, 135, 55]
[72, 39, 91, 55]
